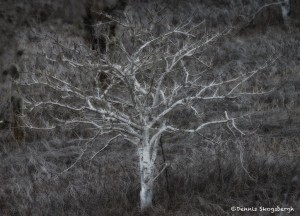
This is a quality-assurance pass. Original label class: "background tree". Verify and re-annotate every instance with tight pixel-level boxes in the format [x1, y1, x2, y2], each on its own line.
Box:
[22, 7, 275, 211]
[0, 65, 25, 147]
[279, 0, 291, 21]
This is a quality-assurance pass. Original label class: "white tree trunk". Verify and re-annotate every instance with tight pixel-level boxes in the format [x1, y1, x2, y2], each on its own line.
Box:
[140, 178, 154, 210]
[280, 0, 291, 23]
[139, 145, 155, 211]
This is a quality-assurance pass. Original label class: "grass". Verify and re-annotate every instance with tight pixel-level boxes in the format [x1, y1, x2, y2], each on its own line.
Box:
[0, 132, 299, 215]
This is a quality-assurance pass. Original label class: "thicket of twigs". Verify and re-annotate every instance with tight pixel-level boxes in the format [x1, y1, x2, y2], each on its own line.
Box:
[1, 133, 299, 215]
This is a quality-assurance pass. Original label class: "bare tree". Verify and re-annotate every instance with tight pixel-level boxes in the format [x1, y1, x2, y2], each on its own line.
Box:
[22, 9, 274, 211]
[279, 0, 291, 23]
[1, 65, 25, 147]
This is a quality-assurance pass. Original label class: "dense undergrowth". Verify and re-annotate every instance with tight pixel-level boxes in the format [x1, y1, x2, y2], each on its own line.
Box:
[0, 133, 299, 215]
